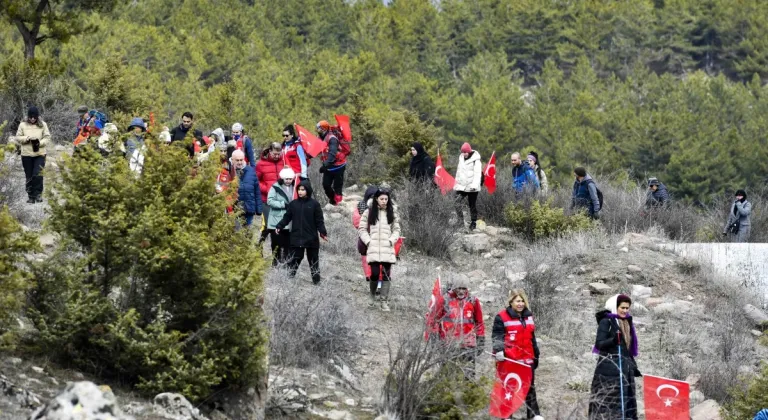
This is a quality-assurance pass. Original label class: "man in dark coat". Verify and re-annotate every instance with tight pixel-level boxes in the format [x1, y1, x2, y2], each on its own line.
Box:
[276, 180, 327, 285]
[169, 111, 204, 157]
[408, 142, 435, 184]
[233, 150, 263, 227]
[645, 177, 670, 208]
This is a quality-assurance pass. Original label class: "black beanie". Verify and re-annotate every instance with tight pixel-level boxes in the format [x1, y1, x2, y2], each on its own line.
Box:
[735, 189, 747, 199]
[27, 106, 40, 119]
[574, 167, 587, 177]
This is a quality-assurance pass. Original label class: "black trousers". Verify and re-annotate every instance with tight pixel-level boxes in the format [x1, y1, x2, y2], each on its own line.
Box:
[288, 246, 320, 284]
[368, 262, 392, 295]
[525, 370, 541, 418]
[322, 166, 345, 203]
[269, 229, 291, 266]
[455, 191, 478, 223]
[22, 155, 46, 200]
[259, 207, 270, 242]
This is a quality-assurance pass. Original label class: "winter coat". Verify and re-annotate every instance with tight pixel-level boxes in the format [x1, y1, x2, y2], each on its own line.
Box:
[170, 124, 204, 157]
[14, 120, 51, 157]
[124, 133, 145, 158]
[511, 163, 539, 192]
[283, 137, 308, 178]
[236, 166, 263, 216]
[409, 142, 436, 184]
[358, 203, 401, 264]
[276, 180, 327, 248]
[453, 151, 482, 192]
[533, 165, 549, 194]
[725, 199, 752, 242]
[436, 289, 485, 348]
[267, 181, 293, 230]
[572, 175, 601, 216]
[492, 307, 539, 367]
[256, 148, 285, 204]
[321, 132, 347, 169]
[645, 183, 670, 208]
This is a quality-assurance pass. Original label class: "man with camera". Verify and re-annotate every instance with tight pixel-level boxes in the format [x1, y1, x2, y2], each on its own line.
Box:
[14, 106, 50, 203]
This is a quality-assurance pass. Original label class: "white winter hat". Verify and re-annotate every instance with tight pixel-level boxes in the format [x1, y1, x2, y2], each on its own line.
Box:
[279, 168, 296, 180]
[232, 122, 244, 132]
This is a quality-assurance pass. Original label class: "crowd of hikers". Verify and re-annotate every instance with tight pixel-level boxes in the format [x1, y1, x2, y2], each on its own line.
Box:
[5, 104, 762, 419]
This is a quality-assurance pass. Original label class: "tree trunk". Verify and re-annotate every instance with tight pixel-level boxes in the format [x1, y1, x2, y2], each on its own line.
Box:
[24, 38, 36, 60]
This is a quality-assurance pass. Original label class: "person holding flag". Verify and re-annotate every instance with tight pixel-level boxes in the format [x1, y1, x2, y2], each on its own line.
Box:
[282, 124, 309, 180]
[491, 289, 542, 420]
[589, 294, 641, 420]
[434, 280, 485, 378]
[453, 142, 482, 231]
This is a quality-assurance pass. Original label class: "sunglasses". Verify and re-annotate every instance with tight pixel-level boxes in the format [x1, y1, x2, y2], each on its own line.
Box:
[283, 134, 290, 137]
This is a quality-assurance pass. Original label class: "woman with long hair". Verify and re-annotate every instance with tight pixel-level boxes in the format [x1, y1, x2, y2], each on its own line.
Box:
[527, 151, 548, 195]
[358, 188, 401, 311]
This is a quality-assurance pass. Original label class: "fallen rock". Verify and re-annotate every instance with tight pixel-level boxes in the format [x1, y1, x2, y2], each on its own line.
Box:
[505, 270, 527, 283]
[30, 366, 44, 374]
[689, 390, 705, 407]
[588, 283, 611, 295]
[654, 300, 693, 315]
[631, 285, 652, 300]
[670, 280, 682, 290]
[751, 329, 763, 337]
[327, 410, 352, 420]
[691, 399, 721, 420]
[743, 304, 768, 329]
[466, 269, 488, 284]
[620, 247, 629, 253]
[627, 265, 643, 273]
[485, 226, 499, 236]
[645, 298, 665, 308]
[344, 398, 356, 407]
[324, 401, 339, 408]
[685, 374, 701, 387]
[631, 303, 648, 315]
[28, 381, 131, 420]
[153, 392, 208, 420]
[38, 233, 57, 249]
[462, 234, 491, 254]
[5, 357, 23, 366]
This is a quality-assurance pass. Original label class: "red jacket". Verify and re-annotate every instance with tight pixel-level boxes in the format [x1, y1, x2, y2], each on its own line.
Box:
[436, 290, 485, 348]
[255, 148, 285, 204]
[497, 308, 536, 364]
[321, 132, 348, 167]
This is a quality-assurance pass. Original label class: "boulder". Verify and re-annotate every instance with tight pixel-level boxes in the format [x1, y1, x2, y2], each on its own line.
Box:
[462, 234, 491, 254]
[743, 304, 768, 329]
[38, 233, 57, 249]
[689, 390, 705, 407]
[505, 270, 527, 283]
[645, 298, 665, 308]
[653, 300, 693, 315]
[631, 285, 652, 300]
[28, 381, 132, 420]
[153, 392, 208, 420]
[327, 410, 352, 420]
[631, 303, 648, 315]
[627, 265, 643, 273]
[691, 399, 721, 420]
[670, 280, 683, 291]
[588, 282, 611, 295]
[466, 269, 488, 284]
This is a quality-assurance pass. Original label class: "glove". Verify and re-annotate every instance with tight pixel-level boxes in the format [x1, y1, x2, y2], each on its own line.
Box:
[319, 166, 327, 173]
[495, 351, 505, 362]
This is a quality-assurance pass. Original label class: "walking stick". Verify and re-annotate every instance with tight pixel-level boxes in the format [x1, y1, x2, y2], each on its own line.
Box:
[617, 330, 625, 420]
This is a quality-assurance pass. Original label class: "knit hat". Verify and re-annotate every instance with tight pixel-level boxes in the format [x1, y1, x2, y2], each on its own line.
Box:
[648, 177, 660, 187]
[316, 120, 331, 132]
[735, 189, 747, 199]
[279, 168, 296, 180]
[128, 117, 146, 132]
[574, 167, 587, 177]
[27, 106, 40, 119]
[528, 151, 539, 164]
[232, 122, 244, 132]
[460, 142, 471, 153]
[77, 105, 88, 114]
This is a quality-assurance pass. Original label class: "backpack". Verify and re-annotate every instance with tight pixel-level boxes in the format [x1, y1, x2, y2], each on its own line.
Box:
[330, 127, 352, 157]
[88, 110, 109, 131]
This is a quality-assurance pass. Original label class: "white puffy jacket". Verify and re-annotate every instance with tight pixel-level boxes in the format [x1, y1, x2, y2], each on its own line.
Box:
[453, 151, 482, 192]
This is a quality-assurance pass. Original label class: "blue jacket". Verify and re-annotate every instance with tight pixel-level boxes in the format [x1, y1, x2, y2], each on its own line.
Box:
[572, 175, 600, 216]
[237, 166, 263, 215]
[512, 162, 539, 192]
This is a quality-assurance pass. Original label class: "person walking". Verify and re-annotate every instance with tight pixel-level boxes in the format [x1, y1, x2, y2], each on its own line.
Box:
[409, 142, 436, 184]
[14, 106, 50, 203]
[282, 124, 309, 180]
[511, 152, 539, 194]
[645, 177, 669, 208]
[492, 289, 542, 420]
[318, 120, 348, 205]
[125, 117, 147, 173]
[436, 282, 485, 379]
[527, 152, 548, 195]
[231, 122, 256, 168]
[572, 167, 601, 220]
[589, 294, 641, 420]
[266, 168, 296, 266]
[169, 112, 204, 157]
[353, 186, 379, 281]
[232, 150, 262, 228]
[276, 180, 327, 285]
[723, 189, 752, 243]
[358, 188, 401, 311]
[256, 142, 285, 243]
[453, 142, 482, 230]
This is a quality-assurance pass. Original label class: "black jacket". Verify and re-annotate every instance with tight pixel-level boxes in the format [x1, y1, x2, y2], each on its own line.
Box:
[409, 142, 435, 183]
[170, 124, 203, 157]
[491, 307, 540, 368]
[592, 310, 640, 378]
[276, 180, 327, 248]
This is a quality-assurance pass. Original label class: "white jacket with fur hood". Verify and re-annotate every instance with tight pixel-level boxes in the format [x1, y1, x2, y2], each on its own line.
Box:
[359, 201, 401, 264]
[453, 150, 482, 192]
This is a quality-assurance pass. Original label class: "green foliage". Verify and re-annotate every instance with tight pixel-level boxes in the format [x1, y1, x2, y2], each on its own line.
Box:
[380, 110, 439, 179]
[0, 205, 40, 350]
[504, 198, 594, 240]
[723, 363, 768, 420]
[30, 139, 267, 401]
[422, 363, 491, 419]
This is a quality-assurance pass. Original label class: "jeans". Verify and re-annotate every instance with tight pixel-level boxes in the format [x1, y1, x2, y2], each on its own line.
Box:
[22, 155, 46, 200]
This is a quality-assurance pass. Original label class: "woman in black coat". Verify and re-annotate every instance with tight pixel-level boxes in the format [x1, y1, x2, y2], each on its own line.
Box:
[408, 142, 435, 184]
[276, 180, 327, 285]
[589, 294, 641, 420]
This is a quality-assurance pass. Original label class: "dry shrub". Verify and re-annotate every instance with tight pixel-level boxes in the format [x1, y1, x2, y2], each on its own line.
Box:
[395, 178, 459, 259]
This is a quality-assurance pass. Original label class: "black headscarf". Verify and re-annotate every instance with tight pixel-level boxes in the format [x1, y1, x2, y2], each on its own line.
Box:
[409, 142, 435, 182]
[358, 185, 378, 215]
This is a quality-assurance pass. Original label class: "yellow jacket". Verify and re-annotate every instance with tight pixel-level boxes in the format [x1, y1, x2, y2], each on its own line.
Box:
[14, 120, 51, 157]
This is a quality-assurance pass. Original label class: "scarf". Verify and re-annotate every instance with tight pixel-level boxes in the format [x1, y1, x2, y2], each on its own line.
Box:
[617, 318, 632, 350]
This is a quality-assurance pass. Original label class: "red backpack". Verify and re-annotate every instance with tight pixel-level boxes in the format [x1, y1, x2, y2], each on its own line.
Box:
[332, 114, 352, 157]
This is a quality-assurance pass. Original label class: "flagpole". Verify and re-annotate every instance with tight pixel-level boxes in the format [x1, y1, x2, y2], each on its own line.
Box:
[618, 331, 625, 420]
[483, 352, 532, 368]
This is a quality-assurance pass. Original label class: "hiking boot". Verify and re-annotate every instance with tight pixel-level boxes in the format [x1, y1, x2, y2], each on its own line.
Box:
[312, 273, 321, 285]
[334, 194, 343, 206]
[380, 281, 391, 312]
[26, 198, 35, 204]
[469, 221, 477, 231]
[35, 196, 43, 203]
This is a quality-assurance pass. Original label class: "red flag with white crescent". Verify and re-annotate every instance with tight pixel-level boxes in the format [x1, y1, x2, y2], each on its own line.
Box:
[333, 114, 352, 141]
[294, 123, 326, 158]
[483, 151, 497, 195]
[489, 359, 532, 419]
[644, 375, 690, 420]
[433, 153, 456, 195]
[424, 276, 443, 340]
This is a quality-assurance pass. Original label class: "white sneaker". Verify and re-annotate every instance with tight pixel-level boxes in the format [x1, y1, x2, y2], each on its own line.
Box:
[532, 416, 544, 420]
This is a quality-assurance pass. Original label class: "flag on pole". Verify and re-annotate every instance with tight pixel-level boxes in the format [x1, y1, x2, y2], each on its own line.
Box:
[489, 358, 532, 419]
[483, 151, 497, 194]
[333, 114, 352, 141]
[294, 123, 326, 158]
[424, 276, 443, 340]
[643, 375, 690, 420]
[434, 153, 455, 195]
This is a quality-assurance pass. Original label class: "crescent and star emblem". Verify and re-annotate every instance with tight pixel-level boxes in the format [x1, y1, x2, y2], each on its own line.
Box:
[656, 384, 680, 408]
[503, 373, 522, 393]
[484, 163, 495, 176]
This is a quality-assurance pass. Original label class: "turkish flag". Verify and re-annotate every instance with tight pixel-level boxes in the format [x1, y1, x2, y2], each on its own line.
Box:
[293, 175, 300, 200]
[333, 114, 352, 141]
[643, 375, 690, 420]
[424, 276, 443, 340]
[483, 151, 497, 195]
[433, 154, 456, 195]
[489, 359, 532, 419]
[394, 237, 404, 257]
[294, 123, 326, 158]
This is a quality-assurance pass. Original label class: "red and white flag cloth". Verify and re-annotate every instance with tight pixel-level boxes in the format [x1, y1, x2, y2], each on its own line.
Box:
[644, 375, 690, 420]
[483, 151, 497, 194]
[424, 276, 443, 340]
[489, 358, 532, 419]
[333, 114, 352, 141]
[433, 153, 456, 195]
[294, 123, 326, 158]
